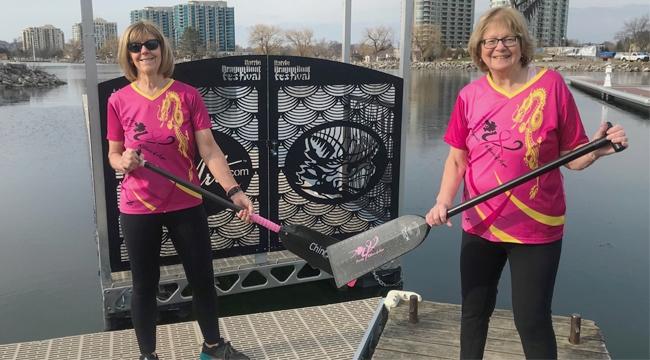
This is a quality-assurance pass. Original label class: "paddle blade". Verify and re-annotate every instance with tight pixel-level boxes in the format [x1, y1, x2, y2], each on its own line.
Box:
[279, 225, 339, 275]
[327, 215, 430, 288]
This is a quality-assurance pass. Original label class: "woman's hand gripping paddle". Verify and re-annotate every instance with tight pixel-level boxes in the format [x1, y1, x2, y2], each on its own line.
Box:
[133, 149, 339, 275]
[325, 123, 626, 288]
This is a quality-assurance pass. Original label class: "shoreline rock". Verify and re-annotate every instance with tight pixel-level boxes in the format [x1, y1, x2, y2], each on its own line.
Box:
[0, 62, 67, 89]
[355, 60, 650, 73]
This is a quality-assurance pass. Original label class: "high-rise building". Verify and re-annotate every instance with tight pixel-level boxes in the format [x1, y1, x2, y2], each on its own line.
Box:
[130, 7, 174, 40]
[130, 1, 235, 52]
[415, 0, 475, 48]
[173, 1, 235, 52]
[72, 18, 118, 49]
[490, 0, 569, 47]
[21, 25, 65, 52]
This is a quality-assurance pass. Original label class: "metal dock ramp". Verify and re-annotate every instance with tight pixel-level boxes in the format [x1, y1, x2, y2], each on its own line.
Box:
[0, 298, 380, 360]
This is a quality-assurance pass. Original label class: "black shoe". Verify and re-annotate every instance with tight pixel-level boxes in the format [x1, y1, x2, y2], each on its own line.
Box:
[200, 340, 249, 360]
[139, 354, 159, 360]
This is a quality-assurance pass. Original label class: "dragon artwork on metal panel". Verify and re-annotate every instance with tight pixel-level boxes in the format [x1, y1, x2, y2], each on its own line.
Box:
[278, 84, 396, 238]
[119, 86, 260, 261]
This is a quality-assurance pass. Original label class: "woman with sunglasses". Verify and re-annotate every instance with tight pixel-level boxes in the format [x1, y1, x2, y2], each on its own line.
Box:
[107, 20, 252, 360]
[425, 7, 627, 359]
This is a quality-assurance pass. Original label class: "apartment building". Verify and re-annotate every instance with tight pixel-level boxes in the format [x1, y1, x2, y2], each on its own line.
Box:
[130, 7, 174, 40]
[130, 1, 235, 52]
[490, 0, 569, 47]
[415, 0, 475, 48]
[21, 25, 65, 52]
[72, 18, 118, 50]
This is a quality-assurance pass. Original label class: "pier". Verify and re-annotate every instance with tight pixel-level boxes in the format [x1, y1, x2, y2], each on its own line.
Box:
[566, 75, 650, 114]
[0, 297, 380, 360]
[366, 299, 610, 359]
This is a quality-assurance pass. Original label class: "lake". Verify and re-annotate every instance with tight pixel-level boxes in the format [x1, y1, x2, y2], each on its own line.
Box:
[0, 63, 647, 358]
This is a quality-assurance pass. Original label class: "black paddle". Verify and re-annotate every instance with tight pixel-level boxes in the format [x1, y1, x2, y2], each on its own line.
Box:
[326, 123, 626, 288]
[133, 149, 339, 275]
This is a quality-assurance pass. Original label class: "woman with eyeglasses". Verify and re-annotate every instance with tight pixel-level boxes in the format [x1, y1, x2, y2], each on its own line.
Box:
[425, 7, 627, 359]
[107, 20, 253, 360]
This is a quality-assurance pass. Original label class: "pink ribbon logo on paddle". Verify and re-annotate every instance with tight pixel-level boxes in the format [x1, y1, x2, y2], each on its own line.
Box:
[350, 237, 385, 263]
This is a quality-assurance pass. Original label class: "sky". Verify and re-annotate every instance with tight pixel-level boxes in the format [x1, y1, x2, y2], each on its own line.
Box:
[0, 0, 648, 46]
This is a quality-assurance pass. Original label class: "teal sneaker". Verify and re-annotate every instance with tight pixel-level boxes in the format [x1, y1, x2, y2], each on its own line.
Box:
[200, 340, 249, 360]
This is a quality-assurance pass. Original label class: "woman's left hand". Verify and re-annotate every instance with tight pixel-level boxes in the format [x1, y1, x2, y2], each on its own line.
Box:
[231, 192, 254, 223]
[592, 122, 628, 158]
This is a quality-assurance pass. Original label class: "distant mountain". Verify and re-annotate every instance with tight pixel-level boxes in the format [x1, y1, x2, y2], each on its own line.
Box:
[567, 4, 650, 43]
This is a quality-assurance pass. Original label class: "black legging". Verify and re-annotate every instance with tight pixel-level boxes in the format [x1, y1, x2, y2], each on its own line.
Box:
[460, 230, 562, 360]
[121, 205, 220, 355]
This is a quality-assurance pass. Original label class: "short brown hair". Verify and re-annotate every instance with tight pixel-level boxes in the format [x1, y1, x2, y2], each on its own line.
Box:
[467, 7, 535, 73]
[117, 20, 174, 82]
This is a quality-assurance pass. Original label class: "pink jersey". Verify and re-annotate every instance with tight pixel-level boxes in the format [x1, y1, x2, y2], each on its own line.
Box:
[443, 68, 589, 244]
[107, 80, 212, 214]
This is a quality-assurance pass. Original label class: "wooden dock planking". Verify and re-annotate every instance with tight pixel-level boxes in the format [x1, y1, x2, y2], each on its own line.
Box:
[372, 301, 609, 360]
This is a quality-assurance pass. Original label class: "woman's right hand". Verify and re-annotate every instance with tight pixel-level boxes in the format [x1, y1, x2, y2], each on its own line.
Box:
[426, 202, 453, 227]
[120, 148, 143, 174]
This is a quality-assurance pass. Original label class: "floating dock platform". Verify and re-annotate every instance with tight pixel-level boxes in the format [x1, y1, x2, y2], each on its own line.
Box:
[566, 76, 650, 114]
[0, 298, 381, 360]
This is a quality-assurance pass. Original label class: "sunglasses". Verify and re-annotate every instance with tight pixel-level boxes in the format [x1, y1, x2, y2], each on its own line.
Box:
[127, 39, 160, 53]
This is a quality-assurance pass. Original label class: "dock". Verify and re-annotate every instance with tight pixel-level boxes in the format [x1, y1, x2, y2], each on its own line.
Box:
[566, 75, 650, 113]
[368, 300, 609, 359]
[0, 298, 380, 360]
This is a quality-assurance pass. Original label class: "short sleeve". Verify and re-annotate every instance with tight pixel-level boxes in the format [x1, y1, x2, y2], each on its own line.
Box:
[558, 85, 588, 151]
[189, 87, 212, 132]
[106, 97, 125, 141]
[443, 95, 469, 150]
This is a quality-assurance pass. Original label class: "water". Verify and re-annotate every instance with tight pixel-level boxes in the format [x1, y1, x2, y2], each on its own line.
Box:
[0, 63, 648, 358]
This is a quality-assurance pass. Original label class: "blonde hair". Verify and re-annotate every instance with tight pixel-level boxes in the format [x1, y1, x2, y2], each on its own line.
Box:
[468, 7, 535, 73]
[117, 20, 174, 82]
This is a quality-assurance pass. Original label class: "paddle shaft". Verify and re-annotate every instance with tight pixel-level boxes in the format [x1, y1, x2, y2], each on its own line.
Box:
[448, 127, 623, 218]
[137, 155, 281, 233]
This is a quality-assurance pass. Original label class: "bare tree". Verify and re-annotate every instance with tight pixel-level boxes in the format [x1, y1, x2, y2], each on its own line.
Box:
[361, 26, 394, 60]
[412, 24, 442, 61]
[247, 24, 285, 55]
[615, 14, 650, 51]
[285, 27, 314, 56]
[312, 38, 342, 59]
[97, 37, 119, 63]
[63, 39, 83, 62]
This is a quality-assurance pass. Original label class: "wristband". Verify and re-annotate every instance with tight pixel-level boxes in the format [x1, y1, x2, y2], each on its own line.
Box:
[227, 185, 242, 198]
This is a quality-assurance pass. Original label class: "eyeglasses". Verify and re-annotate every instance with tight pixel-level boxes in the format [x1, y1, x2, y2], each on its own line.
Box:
[481, 36, 519, 49]
[127, 39, 160, 53]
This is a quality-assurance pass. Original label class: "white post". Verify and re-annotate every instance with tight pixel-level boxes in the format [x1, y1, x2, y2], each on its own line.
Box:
[342, 0, 351, 63]
[31, 32, 36, 61]
[398, 0, 413, 216]
[81, 0, 112, 285]
[604, 64, 612, 87]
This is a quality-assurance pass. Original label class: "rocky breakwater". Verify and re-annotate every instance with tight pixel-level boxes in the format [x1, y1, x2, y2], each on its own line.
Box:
[0, 62, 67, 88]
[356, 60, 650, 73]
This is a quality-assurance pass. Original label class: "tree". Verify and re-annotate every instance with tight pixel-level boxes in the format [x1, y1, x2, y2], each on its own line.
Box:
[412, 24, 442, 61]
[509, 0, 543, 22]
[361, 26, 394, 60]
[285, 27, 314, 56]
[615, 14, 650, 52]
[97, 37, 119, 63]
[247, 24, 285, 55]
[64, 39, 83, 62]
[178, 27, 202, 60]
[312, 38, 342, 59]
